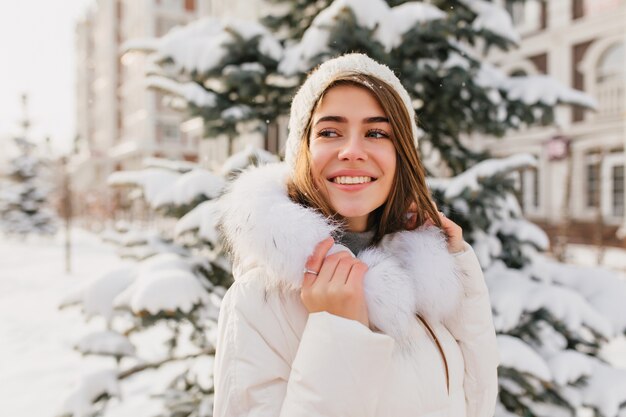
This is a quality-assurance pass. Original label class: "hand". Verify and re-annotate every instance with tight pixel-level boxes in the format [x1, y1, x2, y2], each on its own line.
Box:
[424, 210, 465, 254]
[407, 201, 465, 254]
[301, 237, 370, 328]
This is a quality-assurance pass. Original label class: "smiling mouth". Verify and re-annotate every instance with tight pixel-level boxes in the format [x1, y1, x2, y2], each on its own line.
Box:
[329, 176, 376, 185]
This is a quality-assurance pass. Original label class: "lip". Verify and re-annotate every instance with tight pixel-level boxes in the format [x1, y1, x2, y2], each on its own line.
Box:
[326, 169, 378, 181]
[327, 179, 374, 192]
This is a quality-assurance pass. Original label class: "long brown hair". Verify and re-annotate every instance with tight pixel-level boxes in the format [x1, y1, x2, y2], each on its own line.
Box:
[287, 73, 442, 244]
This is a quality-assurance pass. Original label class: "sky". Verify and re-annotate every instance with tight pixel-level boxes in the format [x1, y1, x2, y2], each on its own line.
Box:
[0, 0, 93, 155]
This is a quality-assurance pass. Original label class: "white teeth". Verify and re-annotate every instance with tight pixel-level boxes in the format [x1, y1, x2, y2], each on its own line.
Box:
[332, 176, 373, 185]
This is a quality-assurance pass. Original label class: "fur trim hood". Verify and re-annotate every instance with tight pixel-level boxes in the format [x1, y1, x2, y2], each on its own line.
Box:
[218, 163, 463, 348]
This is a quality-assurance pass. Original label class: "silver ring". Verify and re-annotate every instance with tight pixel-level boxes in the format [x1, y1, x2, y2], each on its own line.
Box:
[303, 268, 319, 276]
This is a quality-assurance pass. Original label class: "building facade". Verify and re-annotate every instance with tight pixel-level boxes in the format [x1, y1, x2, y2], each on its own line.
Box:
[475, 0, 626, 247]
[73, 0, 216, 224]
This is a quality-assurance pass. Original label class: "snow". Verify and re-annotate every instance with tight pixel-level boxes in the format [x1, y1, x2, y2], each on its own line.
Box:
[476, 63, 598, 109]
[75, 331, 136, 358]
[497, 334, 552, 380]
[142, 157, 200, 173]
[175, 200, 221, 244]
[59, 266, 135, 323]
[460, 0, 520, 44]
[57, 370, 120, 417]
[123, 17, 282, 75]
[107, 168, 181, 207]
[152, 169, 226, 208]
[221, 104, 252, 121]
[114, 254, 208, 316]
[581, 358, 626, 417]
[279, 0, 446, 74]
[547, 350, 593, 385]
[220, 144, 280, 176]
[146, 75, 217, 107]
[504, 75, 598, 108]
[430, 153, 536, 199]
[486, 261, 614, 338]
[0, 230, 121, 417]
[529, 255, 626, 333]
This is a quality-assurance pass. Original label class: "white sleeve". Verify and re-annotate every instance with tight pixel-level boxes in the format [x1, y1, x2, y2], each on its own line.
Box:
[445, 242, 500, 417]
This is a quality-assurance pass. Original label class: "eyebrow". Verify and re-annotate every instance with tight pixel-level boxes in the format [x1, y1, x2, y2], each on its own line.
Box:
[314, 115, 390, 125]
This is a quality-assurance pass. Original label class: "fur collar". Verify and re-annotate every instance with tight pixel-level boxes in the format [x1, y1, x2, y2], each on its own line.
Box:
[218, 163, 463, 349]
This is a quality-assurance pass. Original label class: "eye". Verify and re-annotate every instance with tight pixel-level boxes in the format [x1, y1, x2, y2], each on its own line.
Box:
[366, 129, 390, 139]
[316, 129, 340, 138]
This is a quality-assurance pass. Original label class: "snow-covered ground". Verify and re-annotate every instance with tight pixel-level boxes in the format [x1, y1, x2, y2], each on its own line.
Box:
[566, 243, 626, 279]
[1, 229, 625, 417]
[0, 230, 122, 417]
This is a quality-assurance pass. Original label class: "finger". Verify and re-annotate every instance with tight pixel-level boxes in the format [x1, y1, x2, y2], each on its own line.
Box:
[318, 251, 352, 282]
[345, 262, 368, 285]
[331, 258, 359, 287]
[305, 236, 334, 275]
[302, 271, 316, 289]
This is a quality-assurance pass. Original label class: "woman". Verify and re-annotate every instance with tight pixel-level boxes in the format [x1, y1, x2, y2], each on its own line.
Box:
[214, 53, 499, 417]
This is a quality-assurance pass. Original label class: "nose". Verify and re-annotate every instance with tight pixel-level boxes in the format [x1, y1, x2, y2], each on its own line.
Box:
[337, 132, 368, 161]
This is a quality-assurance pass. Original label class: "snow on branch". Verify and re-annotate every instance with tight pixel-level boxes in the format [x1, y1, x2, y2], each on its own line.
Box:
[477, 63, 598, 109]
[107, 168, 181, 207]
[59, 266, 135, 323]
[57, 370, 120, 417]
[497, 334, 552, 380]
[152, 169, 226, 209]
[142, 156, 199, 173]
[279, 0, 446, 75]
[220, 144, 280, 176]
[113, 253, 209, 316]
[123, 17, 282, 75]
[459, 0, 520, 44]
[486, 262, 614, 338]
[75, 331, 136, 358]
[146, 75, 217, 107]
[430, 153, 536, 199]
[175, 200, 221, 244]
[529, 255, 626, 334]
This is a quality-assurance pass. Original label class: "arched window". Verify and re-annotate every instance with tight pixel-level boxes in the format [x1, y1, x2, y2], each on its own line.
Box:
[595, 42, 624, 118]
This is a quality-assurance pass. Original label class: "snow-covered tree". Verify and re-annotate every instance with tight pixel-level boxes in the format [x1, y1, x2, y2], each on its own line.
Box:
[70, 1, 626, 417]
[58, 149, 275, 417]
[0, 104, 57, 237]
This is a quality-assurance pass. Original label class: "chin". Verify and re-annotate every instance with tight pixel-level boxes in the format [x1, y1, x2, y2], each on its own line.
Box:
[335, 206, 372, 219]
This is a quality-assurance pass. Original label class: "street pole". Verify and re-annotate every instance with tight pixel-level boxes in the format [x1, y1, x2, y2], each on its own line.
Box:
[62, 156, 72, 274]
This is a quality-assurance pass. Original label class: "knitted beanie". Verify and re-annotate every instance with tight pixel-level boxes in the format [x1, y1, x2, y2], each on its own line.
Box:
[284, 53, 419, 169]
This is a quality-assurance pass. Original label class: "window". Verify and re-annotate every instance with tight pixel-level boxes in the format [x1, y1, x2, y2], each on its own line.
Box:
[597, 43, 624, 82]
[505, 0, 525, 26]
[515, 165, 540, 214]
[156, 17, 180, 36]
[612, 165, 624, 217]
[519, 167, 540, 213]
[595, 42, 625, 118]
[586, 157, 601, 208]
[157, 121, 180, 144]
[505, 0, 542, 34]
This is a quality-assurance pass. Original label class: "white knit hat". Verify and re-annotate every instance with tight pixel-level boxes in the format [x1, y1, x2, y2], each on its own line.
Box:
[284, 53, 419, 169]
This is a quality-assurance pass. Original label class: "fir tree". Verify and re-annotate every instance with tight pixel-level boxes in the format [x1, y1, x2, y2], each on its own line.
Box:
[0, 94, 57, 237]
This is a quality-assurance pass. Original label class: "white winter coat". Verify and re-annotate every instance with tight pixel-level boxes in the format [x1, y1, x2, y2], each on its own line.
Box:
[213, 163, 499, 417]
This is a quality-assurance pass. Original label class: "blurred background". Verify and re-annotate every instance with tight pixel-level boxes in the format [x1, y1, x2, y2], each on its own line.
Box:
[0, 1, 625, 417]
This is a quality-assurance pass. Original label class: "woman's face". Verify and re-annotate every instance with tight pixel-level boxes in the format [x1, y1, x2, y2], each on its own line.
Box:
[309, 84, 397, 232]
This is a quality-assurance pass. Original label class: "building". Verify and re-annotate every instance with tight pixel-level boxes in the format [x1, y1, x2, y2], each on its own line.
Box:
[474, 0, 626, 247]
[72, 0, 216, 224]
